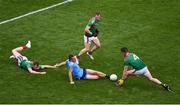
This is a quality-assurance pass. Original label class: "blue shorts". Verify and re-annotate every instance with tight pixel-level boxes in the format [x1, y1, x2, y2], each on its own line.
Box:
[80, 69, 87, 79]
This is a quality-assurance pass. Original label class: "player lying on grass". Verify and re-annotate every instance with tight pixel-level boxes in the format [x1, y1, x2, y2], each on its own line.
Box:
[118, 47, 172, 91]
[56, 54, 109, 84]
[78, 12, 101, 60]
[10, 41, 56, 74]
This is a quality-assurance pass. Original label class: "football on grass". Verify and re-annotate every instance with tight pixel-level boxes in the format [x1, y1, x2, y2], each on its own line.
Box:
[110, 74, 118, 81]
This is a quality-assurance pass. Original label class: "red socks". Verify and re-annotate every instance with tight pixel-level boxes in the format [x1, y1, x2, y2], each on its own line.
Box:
[22, 45, 27, 49]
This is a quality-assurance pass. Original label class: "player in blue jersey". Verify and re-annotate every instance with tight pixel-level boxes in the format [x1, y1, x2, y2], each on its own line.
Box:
[55, 55, 108, 84]
[67, 55, 108, 84]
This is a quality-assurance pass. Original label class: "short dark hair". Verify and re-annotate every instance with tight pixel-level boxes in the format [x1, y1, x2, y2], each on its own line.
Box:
[96, 11, 100, 16]
[68, 54, 74, 61]
[33, 61, 39, 66]
[121, 47, 129, 53]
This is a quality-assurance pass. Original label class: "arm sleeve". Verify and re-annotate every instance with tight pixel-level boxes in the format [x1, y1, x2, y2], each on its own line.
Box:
[67, 62, 73, 70]
[38, 65, 43, 70]
[87, 21, 92, 27]
[26, 63, 32, 69]
[87, 18, 95, 27]
[66, 61, 70, 68]
[68, 65, 73, 70]
[124, 60, 129, 66]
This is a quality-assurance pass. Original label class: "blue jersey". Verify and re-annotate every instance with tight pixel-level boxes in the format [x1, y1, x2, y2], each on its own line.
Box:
[66, 59, 79, 68]
[66, 59, 83, 79]
[66, 59, 71, 68]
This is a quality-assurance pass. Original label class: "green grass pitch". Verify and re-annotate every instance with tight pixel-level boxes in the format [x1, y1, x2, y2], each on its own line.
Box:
[0, 0, 180, 104]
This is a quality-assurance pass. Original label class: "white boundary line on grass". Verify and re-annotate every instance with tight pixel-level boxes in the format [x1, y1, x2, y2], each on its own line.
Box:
[0, 0, 73, 25]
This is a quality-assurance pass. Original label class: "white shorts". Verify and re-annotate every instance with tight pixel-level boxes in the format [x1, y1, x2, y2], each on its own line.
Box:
[84, 35, 97, 44]
[15, 55, 28, 66]
[133, 67, 149, 75]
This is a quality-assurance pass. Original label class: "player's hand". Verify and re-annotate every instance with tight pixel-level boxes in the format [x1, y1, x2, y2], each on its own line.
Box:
[54, 64, 60, 67]
[53, 65, 57, 68]
[40, 72, 46, 75]
[70, 81, 75, 85]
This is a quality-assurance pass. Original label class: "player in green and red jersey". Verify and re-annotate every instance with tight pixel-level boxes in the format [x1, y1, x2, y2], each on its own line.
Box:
[10, 41, 56, 74]
[118, 47, 172, 91]
[78, 12, 101, 60]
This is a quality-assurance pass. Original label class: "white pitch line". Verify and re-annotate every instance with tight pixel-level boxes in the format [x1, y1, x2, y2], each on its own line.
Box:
[0, 0, 73, 25]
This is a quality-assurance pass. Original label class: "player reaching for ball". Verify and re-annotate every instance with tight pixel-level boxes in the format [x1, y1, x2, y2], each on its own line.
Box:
[77, 12, 101, 60]
[60, 54, 109, 84]
[10, 41, 56, 74]
[118, 47, 172, 91]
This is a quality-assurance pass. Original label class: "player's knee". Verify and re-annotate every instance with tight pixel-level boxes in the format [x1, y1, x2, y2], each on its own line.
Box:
[125, 71, 129, 76]
[96, 44, 101, 48]
[97, 71, 102, 74]
[85, 48, 90, 51]
[96, 72, 101, 76]
[148, 77, 154, 81]
[12, 49, 16, 54]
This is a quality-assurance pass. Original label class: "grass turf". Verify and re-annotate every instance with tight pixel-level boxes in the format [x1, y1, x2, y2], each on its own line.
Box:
[0, 0, 180, 104]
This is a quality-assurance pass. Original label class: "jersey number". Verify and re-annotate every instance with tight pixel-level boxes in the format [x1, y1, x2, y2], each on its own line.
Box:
[133, 54, 139, 60]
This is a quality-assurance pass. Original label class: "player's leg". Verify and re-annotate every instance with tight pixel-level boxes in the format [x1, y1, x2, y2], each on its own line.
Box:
[128, 67, 169, 89]
[10, 41, 31, 59]
[91, 37, 101, 53]
[78, 36, 91, 58]
[144, 69, 162, 85]
[87, 37, 100, 60]
[129, 67, 162, 84]
[78, 42, 90, 57]
[143, 68, 172, 91]
[86, 74, 99, 80]
[86, 69, 106, 77]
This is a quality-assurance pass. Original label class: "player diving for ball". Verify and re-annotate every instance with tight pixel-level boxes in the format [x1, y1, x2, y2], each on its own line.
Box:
[10, 41, 56, 74]
[55, 54, 109, 84]
[117, 47, 172, 91]
[77, 12, 101, 60]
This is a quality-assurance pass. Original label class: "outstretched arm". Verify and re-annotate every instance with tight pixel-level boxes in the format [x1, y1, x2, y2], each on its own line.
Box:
[41, 65, 56, 69]
[68, 68, 74, 84]
[74, 56, 79, 64]
[54, 61, 66, 67]
[27, 68, 46, 75]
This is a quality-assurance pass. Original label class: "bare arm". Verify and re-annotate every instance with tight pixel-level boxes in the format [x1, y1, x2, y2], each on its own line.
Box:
[54, 61, 66, 67]
[122, 66, 128, 80]
[41, 65, 56, 69]
[27, 68, 46, 75]
[74, 56, 79, 64]
[68, 68, 74, 84]
[85, 25, 92, 35]
[28, 61, 33, 64]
